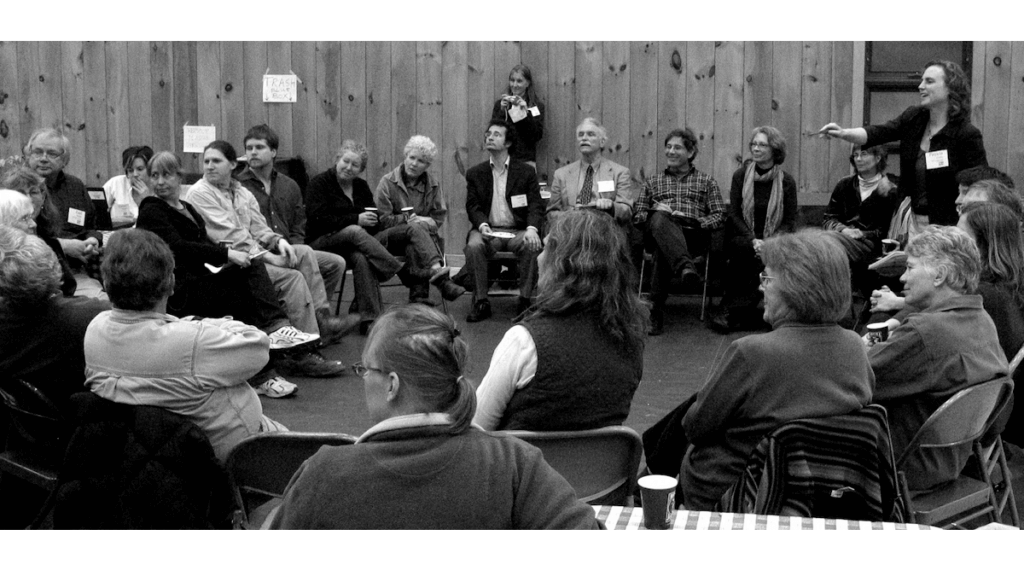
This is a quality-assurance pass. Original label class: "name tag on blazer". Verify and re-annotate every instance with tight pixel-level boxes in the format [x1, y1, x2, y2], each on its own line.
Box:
[68, 208, 86, 226]
[925, 150, 949, 170]
[510, 194, 528, 208]
[597, 180, 615, 193]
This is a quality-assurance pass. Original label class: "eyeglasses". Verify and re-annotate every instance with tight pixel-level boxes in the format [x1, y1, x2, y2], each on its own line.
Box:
[29, 148, 63, 160]
[759, 272, 775, 287]
[351, 362, 388, 378]
[749, 142, 770, 150]
[850, 151, 877, 160]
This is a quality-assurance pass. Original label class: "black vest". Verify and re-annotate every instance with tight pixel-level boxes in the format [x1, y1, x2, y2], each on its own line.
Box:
[498, 312, 643, 431]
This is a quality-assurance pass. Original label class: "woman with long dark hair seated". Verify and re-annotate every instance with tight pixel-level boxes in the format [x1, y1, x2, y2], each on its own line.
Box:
[473, 209, 648, 431]
[267, 305, 599, 529]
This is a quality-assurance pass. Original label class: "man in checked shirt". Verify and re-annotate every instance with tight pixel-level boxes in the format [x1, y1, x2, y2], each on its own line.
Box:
[634, 128, 725, 335]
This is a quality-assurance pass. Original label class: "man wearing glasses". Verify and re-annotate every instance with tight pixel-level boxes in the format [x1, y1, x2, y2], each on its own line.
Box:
[24, 128, 105, 297]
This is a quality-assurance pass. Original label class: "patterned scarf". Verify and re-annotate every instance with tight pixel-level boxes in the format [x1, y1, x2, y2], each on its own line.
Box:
[741, 162, 784, 238]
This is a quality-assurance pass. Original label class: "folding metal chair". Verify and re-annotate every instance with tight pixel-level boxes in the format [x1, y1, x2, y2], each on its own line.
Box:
[225, 431, 358, 528]
[504, 426, 643, 506]
[896, 378, 1019, 528]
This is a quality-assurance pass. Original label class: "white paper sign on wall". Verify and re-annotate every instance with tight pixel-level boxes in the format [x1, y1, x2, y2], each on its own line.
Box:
[184, 125, 216, 153]
[263, 74, 298, 103]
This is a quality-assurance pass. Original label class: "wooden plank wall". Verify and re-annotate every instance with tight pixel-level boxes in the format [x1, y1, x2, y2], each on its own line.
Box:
[1, 41, 1021, 253]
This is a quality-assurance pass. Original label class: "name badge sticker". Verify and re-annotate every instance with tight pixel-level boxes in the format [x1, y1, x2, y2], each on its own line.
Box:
[68, 208, 86, 226]
[88, 189, 106, 201]
[597, 180, 616, 193]
[510, 194, 528, 208]
[528, 106, 541, 117]
[925, 150, 949, 170]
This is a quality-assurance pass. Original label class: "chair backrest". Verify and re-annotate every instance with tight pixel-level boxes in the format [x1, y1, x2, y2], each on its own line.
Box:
[720, 404, 904, 522]
[225, 432, 358, 518]
[504, 426, 642, 506]
[1009, 343, 1024, 377]
[895, 378, 1012, 466]
[54, 392, 236, 529]
[0, 378, 65, 456]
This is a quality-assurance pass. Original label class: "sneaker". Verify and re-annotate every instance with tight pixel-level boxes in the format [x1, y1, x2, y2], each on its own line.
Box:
[254, 376, 298, 398]
[276, 350, 347, 378]
[268, 326, 320, 350]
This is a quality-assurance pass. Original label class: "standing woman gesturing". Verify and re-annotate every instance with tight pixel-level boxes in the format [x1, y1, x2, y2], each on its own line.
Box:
[820, 60, 986, 227]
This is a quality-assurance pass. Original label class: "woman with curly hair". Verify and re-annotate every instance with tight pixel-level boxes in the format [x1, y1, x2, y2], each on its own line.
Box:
[821, 60, 987, 227]
[473, 209, 649, 431]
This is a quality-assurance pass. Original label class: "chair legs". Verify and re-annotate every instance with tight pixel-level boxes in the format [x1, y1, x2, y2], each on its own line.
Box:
[984, 437, 1020, 526]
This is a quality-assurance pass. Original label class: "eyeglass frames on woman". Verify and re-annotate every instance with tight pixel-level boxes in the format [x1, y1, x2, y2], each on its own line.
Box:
[351, 362, 388, 378]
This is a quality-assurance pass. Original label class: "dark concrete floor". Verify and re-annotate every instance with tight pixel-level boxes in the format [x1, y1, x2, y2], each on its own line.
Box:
[264, 275, 1024, 526]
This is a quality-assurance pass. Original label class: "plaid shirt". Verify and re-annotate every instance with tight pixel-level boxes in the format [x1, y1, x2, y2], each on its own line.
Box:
[634, 167, 725, 230]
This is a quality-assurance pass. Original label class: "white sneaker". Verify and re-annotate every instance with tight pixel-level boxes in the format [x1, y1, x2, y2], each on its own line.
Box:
[268, 326, 319, 350]
[254, 376, 298, 398]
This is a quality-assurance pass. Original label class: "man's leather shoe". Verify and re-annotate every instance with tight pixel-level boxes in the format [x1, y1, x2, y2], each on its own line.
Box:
[275, 350, 347, 378]
[430, 268, 466, 301]
[680, 265, 702, 292]
[467, 300, 492, 323]
[316, 310, 361, 345]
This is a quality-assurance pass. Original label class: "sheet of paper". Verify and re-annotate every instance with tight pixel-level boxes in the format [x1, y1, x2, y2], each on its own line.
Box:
[509, 106, 527, 123]
[184, 126, 216, 153]
[263, 74, 298, 103]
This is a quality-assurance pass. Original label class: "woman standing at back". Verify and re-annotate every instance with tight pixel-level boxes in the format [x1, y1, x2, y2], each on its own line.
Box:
[821, 60, 986, 227]
[491, 64, 545, 168]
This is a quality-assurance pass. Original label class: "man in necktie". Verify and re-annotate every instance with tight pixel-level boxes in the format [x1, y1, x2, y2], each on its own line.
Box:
[548, 117, 634, 226]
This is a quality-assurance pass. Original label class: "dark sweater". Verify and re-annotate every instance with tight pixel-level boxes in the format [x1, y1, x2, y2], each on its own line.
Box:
[681, 323, 873, 511]
[304, 170, 378, 243]
[727, 165, 797, 242]
[499, 312, 643, 431]
[269, 423, 600, 529]
[863, 105, 987, 226]
[822, 175, 900, 249]
[0, 296, 110, 410]
[491, 98, 545, 163]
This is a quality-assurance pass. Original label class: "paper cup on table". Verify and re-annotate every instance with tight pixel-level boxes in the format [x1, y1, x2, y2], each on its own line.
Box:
[881, 239, 899, 254]
[364, 207, 378, 212]
[866, 322, 889, 345]
[638, 474, 677, 530]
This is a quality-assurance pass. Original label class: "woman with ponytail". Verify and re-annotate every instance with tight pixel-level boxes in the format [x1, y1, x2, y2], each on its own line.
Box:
[268, 304, 599, 529]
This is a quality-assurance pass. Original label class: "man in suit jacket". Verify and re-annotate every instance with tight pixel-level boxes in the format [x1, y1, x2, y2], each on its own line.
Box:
[462, 120, 544, 322]
[548, 117, 635, 225]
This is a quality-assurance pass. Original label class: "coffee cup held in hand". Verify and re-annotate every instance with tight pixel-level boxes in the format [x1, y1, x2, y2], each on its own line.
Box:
[866, 322, 889, 345]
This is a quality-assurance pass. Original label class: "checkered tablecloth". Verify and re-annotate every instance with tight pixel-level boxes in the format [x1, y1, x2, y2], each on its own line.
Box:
[593, 505, 933, 530]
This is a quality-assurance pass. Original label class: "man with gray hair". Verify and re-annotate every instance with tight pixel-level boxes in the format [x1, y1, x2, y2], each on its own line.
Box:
[23, 128, 101, 265]
[866, 225, 1007, 491]
[548, 117, 634, 224]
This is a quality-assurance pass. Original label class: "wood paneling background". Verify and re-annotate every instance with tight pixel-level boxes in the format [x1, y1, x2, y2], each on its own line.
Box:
[1, 41, 1020, 253]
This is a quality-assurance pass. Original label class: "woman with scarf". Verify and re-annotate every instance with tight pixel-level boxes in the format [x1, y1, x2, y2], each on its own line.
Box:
[710, 126, 797, 334]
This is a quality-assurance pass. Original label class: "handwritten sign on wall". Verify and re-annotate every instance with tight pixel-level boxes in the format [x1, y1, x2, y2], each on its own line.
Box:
[184, 125, 216, 153]
[263, 74, 298, 103]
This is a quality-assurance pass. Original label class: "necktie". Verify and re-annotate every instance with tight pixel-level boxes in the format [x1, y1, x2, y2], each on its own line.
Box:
[578, 165, 594, 205]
